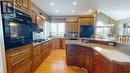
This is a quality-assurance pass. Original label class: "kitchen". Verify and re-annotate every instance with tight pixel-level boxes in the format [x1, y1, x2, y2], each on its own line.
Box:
[0, 0, 130, 73]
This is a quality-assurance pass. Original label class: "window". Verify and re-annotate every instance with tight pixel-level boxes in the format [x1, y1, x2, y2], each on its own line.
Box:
[50, 23, 65, 37]
[96, 21, 110, 38]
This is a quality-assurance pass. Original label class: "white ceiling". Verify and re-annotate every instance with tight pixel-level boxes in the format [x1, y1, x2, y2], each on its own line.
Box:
[32, 0, 130, 20]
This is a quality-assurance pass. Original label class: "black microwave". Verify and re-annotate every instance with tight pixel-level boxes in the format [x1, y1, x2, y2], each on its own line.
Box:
[2, 7, 33, 50]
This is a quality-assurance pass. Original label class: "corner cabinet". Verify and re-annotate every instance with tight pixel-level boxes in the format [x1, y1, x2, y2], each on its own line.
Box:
[66, 44, 93, 73]
[6, 44, 33, 73]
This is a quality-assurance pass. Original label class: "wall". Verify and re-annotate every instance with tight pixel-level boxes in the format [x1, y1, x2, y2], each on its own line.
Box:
[0, 6, 7, 73]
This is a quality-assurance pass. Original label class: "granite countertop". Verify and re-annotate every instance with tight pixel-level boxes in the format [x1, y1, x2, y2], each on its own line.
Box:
[66, 40, 130, 65]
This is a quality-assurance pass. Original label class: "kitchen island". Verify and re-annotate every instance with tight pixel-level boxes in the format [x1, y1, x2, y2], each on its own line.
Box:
[66, 39, 130, 73]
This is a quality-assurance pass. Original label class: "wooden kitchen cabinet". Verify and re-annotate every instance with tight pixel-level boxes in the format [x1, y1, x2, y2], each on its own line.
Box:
[93, 51, 117, 73]
[79, 17, 94, 25]
[22, 0, 31, 11]
[32, 41, 52, 71]
[65, 21, 78, 32]
[66, 44, 78, 66]
[6, 42, 52, 73]
[51, 38, 60, 50]
[75, 45, 93, 73]
[14, 0, 31, 13]
[32, 45, 42, 70]
[31, 10, 37, 23]
[60, 38, 66, 49]
[41, 42, 51, 61]
[6, 44, 33, 73]
[66, 44, 93, 73]
[31, 10, 45, 25]
[36, 15, 43, 25]
[118, 65, 130, 73]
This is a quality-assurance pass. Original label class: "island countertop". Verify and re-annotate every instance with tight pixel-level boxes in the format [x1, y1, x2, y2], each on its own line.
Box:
[66, 40, 130, 65]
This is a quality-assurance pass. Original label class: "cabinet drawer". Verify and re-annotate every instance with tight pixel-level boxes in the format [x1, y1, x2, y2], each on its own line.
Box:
[10, 49, 31, 64]
[118, 65, 130, 72]
[12, 56, 31, 73]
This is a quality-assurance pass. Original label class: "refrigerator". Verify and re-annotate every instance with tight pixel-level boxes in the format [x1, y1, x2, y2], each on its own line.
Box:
[80, 25, 95, 38]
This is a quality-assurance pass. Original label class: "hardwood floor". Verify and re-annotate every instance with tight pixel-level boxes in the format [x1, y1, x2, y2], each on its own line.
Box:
[34, 49, 87, 73]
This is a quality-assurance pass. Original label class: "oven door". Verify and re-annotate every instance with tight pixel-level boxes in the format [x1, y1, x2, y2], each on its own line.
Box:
[3, 16, 32, 50]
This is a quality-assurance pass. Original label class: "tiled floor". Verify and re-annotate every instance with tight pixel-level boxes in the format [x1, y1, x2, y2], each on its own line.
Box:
[34, 49, 87, 73]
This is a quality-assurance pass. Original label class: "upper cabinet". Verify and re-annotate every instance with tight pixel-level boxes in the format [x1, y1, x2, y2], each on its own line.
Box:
[65, 21, 78, 32]
[79, 17, 94, 25]
[36, 15, 45, 25]
[31, 10, 46, 25]
[32, 10, 37, 23]
[13, 0, 31, 13]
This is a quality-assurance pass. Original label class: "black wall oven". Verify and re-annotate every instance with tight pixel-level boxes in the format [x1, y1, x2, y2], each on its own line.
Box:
[2, 7, 33, 50]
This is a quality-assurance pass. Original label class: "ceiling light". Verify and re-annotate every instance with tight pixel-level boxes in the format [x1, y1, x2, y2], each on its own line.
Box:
[72, 10, 75, 13]
[55, 10, 59, 13]
[89, 10, 92, 12]
[73, 2, 77, 5]
[50, 3, 54, 6]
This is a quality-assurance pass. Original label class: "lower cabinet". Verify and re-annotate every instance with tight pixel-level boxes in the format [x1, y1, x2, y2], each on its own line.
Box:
[6, 44, 33, 73]
[32, 45, 42, 71]
[6, 41, 52, 73]
[60, 38, 66, 49]
[93, 52, 117, 73]
[41, 41, 51, 61]
[66, 44, 130, 73]
[32, 41, 52, 71]
[66, 44, 93, 73]
[51, 38, 60, 50]
[75, 45, 93, 73]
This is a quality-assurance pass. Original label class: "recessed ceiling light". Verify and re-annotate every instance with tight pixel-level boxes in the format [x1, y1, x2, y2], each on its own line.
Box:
[89, 10, 92, 12]
[55, 10, 59, 13]
[50, 3, 54, 6]
[72, 10, 75, 13]
[73, 2, 77, 5]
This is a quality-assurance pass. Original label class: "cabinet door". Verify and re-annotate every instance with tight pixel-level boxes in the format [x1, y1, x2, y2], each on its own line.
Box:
[6, 44, 32, 73]
[61, 38, 66, 49]
[15, 0, 22, 7]
[32, 10, 36, 23]
[22, 0, 31, 10]
[36, 16, 40, 25]
[79, 17, 94, 24]
[65, 22, 78, 32]
[51, 39, 60, 50]
[32, 46, 42, 70]
[76, 45, 93, 72]
[41, 42, 51, 61]
[12, 56, 32, 73]
[93, 52, 117, 73]
[66, 44, 78, 66]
